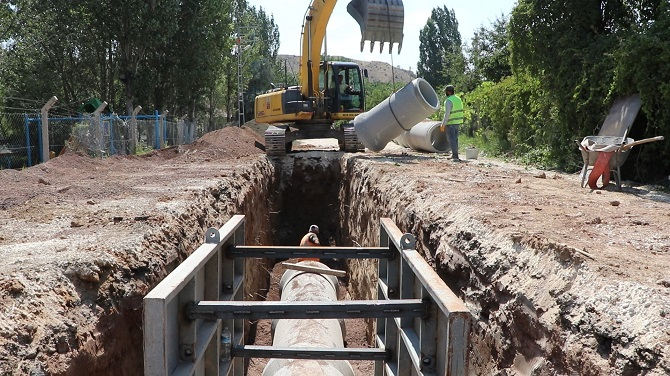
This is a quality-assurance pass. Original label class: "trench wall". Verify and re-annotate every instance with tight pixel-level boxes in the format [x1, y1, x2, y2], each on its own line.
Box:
[337, 155, 669, 376]
[41, 161, 278, 375]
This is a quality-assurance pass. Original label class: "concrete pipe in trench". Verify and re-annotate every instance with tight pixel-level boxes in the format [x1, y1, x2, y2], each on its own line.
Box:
[394, 120, 449, 153]
[262, 261, 354, 376]
[354, 78, 440, 152]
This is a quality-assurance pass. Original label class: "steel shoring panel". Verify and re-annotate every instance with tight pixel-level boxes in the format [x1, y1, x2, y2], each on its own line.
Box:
[233, 346, 390, 361]
[187, 299, 427, 321]
[228, 245, 393, 259]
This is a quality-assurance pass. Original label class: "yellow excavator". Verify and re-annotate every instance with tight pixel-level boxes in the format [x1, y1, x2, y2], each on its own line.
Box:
[254, 0, 404, 155]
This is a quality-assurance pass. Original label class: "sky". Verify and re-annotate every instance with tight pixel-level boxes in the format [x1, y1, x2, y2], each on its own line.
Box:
[246, 0, 518, 72]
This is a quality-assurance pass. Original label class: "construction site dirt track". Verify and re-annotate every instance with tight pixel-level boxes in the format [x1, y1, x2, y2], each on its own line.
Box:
[0, 125, 669, 375]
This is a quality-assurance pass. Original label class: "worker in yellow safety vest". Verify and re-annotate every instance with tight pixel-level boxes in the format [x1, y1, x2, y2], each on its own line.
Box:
[298, 225, 320, 261]
[440, 85, 464, 161]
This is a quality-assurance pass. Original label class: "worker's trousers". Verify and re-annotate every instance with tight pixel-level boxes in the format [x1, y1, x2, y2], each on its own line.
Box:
[447, 124, 460, 159]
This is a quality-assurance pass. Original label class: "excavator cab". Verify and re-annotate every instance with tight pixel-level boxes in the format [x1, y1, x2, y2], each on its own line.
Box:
[320, 62, 365, 120]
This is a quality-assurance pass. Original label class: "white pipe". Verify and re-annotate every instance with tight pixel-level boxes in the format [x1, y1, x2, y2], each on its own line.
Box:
[263, 261, 354, 376]
[394, 120, 449, 153]
[354, 78, 439, 152]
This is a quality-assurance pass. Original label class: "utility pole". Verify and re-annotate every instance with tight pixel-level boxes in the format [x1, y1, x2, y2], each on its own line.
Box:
[236, 0, 244, 127]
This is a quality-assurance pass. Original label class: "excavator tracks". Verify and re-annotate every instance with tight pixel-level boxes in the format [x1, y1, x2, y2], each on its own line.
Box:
[265, 125, 363, 156]
[342, 125, 365, 152]
[264, 126, 287, 156]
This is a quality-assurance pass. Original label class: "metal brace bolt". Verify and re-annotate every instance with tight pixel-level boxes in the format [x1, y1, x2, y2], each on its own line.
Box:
[185, 348, 193, 356]
[422, 357, 431, 365]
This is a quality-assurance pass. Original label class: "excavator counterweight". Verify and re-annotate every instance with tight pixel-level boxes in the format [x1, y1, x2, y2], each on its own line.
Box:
[347, 0, 404, 54]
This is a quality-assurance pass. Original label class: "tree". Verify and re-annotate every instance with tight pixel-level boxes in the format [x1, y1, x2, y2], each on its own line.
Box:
[467, 15, 512, 85]
[503, 0, 668, 175]
[0, 1, 14, 42]
[613, 2, 670, 180]
[229, 5, 280, 123]
[244, 7, 279, 119]
[0, 0, 101, 112]
[105, 0, 181, 115]
[417, 6, 464, 88]
[170, 0, 233, 128]
[0, 0, 235, 120]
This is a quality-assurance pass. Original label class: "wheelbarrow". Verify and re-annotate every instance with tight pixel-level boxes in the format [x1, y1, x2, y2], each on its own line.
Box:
[574, 93, 665, 190]
[576, 135, 664, 189]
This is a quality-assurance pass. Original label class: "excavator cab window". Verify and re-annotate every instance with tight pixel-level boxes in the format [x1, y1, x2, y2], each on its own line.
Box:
[329, 66, 364, 113]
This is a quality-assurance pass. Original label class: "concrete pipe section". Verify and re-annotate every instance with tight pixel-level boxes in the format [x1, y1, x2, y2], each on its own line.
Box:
[263, 261, 354, 376]
[394, 120, 449, 153]
[354, 78, 440, 152]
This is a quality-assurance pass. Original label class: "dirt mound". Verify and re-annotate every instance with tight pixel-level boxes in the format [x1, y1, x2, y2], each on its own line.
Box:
[186, 126, 264, 159]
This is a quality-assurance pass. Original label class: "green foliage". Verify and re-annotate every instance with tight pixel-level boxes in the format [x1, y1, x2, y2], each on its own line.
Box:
[417, 6, 464, 88]
[612, 2, 670, 181]
[493, 0, 670, 178]
[364, 81, 397, 110]
[465, 72, 567, 168]
[0, 0, 235, 119]
[238, 5, 281, 123]
[0, 2, 12, 41]
[467, 15, 512, 86]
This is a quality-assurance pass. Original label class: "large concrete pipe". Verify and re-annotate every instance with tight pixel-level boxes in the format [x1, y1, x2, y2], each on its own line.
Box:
[263, 261, 354, 376]
[354, 78, 440, 152]
[394, 120, 449, 153]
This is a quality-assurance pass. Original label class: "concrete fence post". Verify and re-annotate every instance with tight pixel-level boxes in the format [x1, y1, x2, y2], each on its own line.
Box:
[190, 115, 197, 143]
[130, 106, 142, 154]
[93, 101, 108, 157]
[178, 114, 187, 145]
[40, 96, 58, 162]
[159, 110, 169, 148]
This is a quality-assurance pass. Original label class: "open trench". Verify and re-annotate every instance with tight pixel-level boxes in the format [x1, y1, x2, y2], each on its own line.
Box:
[26, 152, 666, 375]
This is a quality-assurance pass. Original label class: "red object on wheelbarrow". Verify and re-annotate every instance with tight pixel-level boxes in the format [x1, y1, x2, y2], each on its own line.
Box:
[576, 94, 664, 190]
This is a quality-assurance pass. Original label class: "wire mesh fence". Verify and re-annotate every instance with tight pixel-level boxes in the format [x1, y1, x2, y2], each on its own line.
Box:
[0, 112, 205, 170]
[0, 112, 38, 169]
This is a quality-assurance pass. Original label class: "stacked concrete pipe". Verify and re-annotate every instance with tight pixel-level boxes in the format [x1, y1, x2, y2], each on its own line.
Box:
[262, 261, 354, 376]
[354, 78, 440, 152]
[394, 120, 450, 153]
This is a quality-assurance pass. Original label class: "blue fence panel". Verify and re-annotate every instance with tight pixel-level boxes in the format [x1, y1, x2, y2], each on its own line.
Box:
[1, 110, 200, 169]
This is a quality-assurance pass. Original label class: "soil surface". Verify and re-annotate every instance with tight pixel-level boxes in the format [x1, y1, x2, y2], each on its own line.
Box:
[1, 124, 669, 375]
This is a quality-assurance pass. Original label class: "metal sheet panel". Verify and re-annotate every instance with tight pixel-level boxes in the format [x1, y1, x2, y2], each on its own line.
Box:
[597, 94, 642, 137]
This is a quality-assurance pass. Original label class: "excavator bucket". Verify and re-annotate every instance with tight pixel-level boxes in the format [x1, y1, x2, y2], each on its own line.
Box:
[347, 0, 404, 54]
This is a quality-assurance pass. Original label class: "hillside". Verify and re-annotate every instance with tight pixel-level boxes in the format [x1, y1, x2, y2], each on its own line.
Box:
[278, 54, 417, 85]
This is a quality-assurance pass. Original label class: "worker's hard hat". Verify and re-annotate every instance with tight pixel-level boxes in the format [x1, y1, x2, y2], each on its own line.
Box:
[445, 85, 455, 93]
[309, 225, 319, 233]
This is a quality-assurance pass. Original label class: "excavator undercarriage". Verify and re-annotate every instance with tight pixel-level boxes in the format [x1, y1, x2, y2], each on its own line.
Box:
[264, 123, 364, 156]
